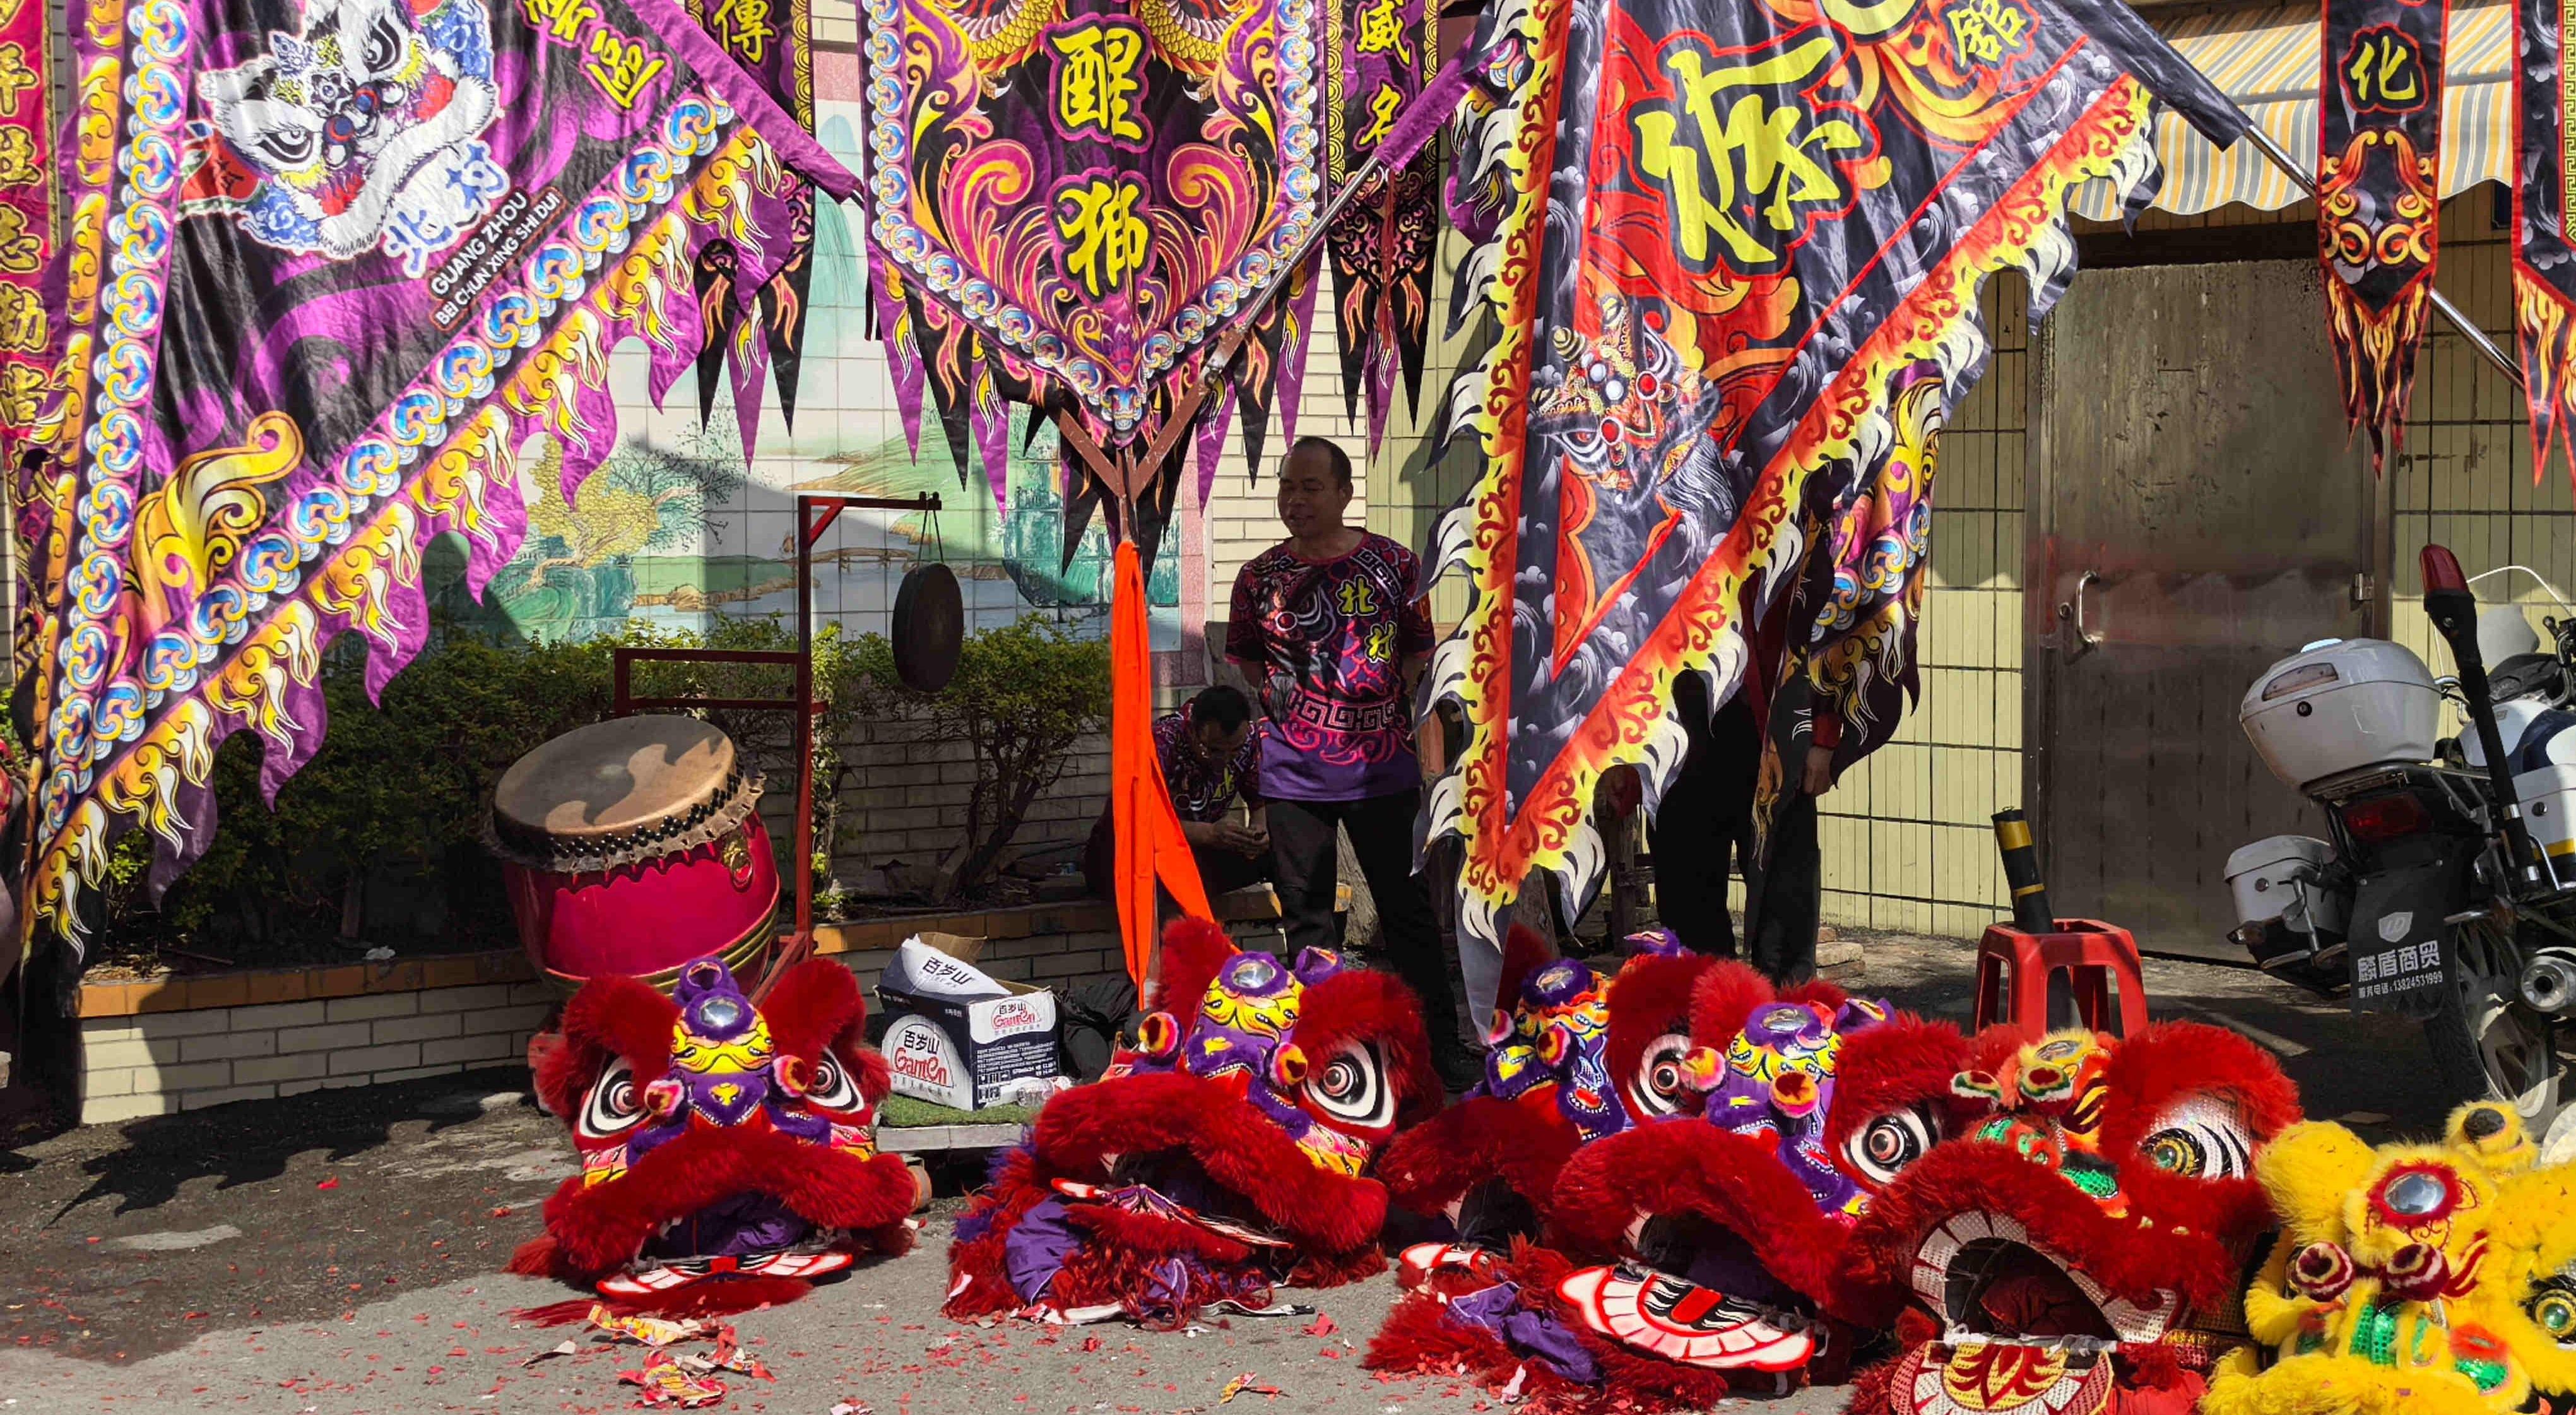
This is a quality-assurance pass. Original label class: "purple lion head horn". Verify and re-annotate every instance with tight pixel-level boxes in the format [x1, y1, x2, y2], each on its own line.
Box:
[1621, 927, 1690, 959]
[673, 956, 754, 1041]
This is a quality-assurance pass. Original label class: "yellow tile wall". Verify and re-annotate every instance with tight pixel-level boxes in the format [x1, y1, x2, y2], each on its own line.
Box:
[2384, 194, 2572, 675]
[1811, 274, 2032, 937]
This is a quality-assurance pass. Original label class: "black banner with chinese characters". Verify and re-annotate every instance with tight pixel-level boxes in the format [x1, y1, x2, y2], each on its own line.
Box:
[2320, 0, 2445, 469]
[684, 0, 818, 441]
[2515, 0, 2576, 486]
[1325, 0, 1439, 459]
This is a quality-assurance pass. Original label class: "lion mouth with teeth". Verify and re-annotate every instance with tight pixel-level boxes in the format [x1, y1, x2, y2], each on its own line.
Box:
[1845, 1024, 2302, 1415]
[1368, 950, 1973, 1409]
[510, 956, 921, 1315]
[944, 918, 1439, 1329]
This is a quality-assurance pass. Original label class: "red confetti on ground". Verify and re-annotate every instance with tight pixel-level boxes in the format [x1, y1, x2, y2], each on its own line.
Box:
[182, 1312, 208, 1321]
[316, 1178, 340, 1190]
[1080, 1337, 1102, 1353]
[1300, 1315, 1337, 1337]
[1319, 1349, 1343, 1360]
[489, 1206, 512, 1218]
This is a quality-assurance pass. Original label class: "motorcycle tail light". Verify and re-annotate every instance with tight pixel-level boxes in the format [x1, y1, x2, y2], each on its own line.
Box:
[2343, 792, 2431, 843]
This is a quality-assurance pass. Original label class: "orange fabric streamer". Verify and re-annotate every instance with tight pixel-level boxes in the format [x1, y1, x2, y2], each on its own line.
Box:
[1109, 541, 1210, 995]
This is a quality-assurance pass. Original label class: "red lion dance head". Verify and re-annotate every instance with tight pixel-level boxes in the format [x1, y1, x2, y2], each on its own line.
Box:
[1845, 1024, 2303, 1415]
[1371, 926, 1715, 1246]
[509, 955, 920, 1313]
[944, 917, 1440, 1327]
[1369, 944, 1973, 1409]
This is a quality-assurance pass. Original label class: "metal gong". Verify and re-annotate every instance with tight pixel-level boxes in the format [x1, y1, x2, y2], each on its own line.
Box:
[891, 561, 963, 692]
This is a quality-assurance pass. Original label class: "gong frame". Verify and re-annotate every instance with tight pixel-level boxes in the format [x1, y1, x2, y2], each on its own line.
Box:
[611, 491, 943, 999]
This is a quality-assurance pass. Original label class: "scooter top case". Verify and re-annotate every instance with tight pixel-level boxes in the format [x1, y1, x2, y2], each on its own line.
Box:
[2242, 638, 2441, 789]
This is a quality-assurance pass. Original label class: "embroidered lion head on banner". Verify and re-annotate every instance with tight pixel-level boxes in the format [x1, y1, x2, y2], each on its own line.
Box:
[509, 956, 919, 1313]
[1843, 1024, 2303, 1415]
[2204, 1101, 2576, 1415]
[1368, 952, 1973, 1408]
[945, 916, 1439, 1329]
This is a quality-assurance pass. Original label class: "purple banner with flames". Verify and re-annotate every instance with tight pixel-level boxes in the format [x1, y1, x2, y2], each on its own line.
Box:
[16, 0, 846, 956]
[853, 0, 1326, 548]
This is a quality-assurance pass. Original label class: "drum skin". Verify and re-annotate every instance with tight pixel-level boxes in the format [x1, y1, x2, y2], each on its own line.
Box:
[487, 716, 783, 993]
[502, 812, 780, 991]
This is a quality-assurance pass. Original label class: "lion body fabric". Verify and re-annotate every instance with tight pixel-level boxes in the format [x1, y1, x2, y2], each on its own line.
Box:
[944, 916, 1439, 1329]
[507, 955, 920, 1315]
[1366, 933, 1975, 1411]
[2203, 1103, 2576, 1415]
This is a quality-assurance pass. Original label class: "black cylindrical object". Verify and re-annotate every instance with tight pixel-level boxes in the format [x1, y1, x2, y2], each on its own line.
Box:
[1993, 809, 2055, 934]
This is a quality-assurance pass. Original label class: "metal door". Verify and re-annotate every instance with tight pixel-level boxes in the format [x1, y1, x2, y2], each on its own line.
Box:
[2027, 259, 2377, 961]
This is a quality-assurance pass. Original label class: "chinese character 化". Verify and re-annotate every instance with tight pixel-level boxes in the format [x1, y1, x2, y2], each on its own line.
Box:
[2344, 27, 2425, 111]
[584, 27, 669, 109]
[1055, 175, 1149, 297]
[1049, 21, 1147, 143]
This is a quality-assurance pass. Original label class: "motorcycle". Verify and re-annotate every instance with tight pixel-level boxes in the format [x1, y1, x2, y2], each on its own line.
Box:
[2228, 545, 2576, 1158]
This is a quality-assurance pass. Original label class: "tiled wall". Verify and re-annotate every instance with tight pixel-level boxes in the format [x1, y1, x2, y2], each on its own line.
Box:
[1814, 276, 2033, 938]
[2384, 201, 2573, 663]
[78, 983, 553, 1125]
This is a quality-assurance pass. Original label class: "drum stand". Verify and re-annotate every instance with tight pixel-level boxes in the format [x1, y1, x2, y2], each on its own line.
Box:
[612, 492, 943, 1000]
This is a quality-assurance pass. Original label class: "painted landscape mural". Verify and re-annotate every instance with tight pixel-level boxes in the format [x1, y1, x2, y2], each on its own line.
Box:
[435, 107, 1190, 653]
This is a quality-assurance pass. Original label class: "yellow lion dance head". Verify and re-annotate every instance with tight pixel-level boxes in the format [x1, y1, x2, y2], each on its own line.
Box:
[2205, 1100, 2576, 1415]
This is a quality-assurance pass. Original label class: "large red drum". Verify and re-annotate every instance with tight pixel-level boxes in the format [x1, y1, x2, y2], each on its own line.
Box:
[486, 716, 781, 993]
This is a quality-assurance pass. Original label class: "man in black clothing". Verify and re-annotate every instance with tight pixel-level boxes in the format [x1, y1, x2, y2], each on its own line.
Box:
[1643, 672, 1761, 958]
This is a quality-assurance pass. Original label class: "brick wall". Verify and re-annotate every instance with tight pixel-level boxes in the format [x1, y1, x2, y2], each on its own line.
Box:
[829, 712, 1110, 887]
[72, 894, 1309, 1126]
[78, 981, 553, 1125]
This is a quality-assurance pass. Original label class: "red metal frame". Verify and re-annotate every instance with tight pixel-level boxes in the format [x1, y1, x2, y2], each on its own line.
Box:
[610, 492, 942, 996]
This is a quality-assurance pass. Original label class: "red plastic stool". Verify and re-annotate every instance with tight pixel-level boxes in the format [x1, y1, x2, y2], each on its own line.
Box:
[1971, 918, 2149, 1038]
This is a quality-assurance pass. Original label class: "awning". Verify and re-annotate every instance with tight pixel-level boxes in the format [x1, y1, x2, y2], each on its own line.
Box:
[2069, 0, 2509, 219]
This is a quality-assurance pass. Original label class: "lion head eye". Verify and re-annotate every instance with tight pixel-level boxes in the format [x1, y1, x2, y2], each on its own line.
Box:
[1630, 1030, 1696, 1119]
[578, 1057, 647, 1139]
[2139, 1097, 2255, 1180]
[1304, 1041, 1392, 1130]
[2530, 1277, 2576, 1347]
[1845, 1103, 1937, 1184]
[803, 1050, 861, 1111]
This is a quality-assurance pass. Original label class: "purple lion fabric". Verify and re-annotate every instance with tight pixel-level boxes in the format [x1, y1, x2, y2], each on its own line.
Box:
[23, 0, 843, 956]
[1004, 1199, 1085, 1304]
[1444, 1282, 1601, 1383]
[1702, 997, 1898, 1219]
[1224, 533, 1436, 803]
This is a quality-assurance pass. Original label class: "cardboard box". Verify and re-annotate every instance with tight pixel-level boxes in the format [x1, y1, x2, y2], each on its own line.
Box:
[877, 932, 1062, 1111]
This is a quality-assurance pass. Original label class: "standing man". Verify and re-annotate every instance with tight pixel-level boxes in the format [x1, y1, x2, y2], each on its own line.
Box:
[1744, 678, 1838, 986]
[1226, 437, 1479, 1091]
[1640, 672, 1762, 958]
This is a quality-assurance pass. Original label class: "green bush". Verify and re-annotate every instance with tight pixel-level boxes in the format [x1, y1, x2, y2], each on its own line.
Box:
[78, 612, 1109, 970]
[844, 617, 1111, 902]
